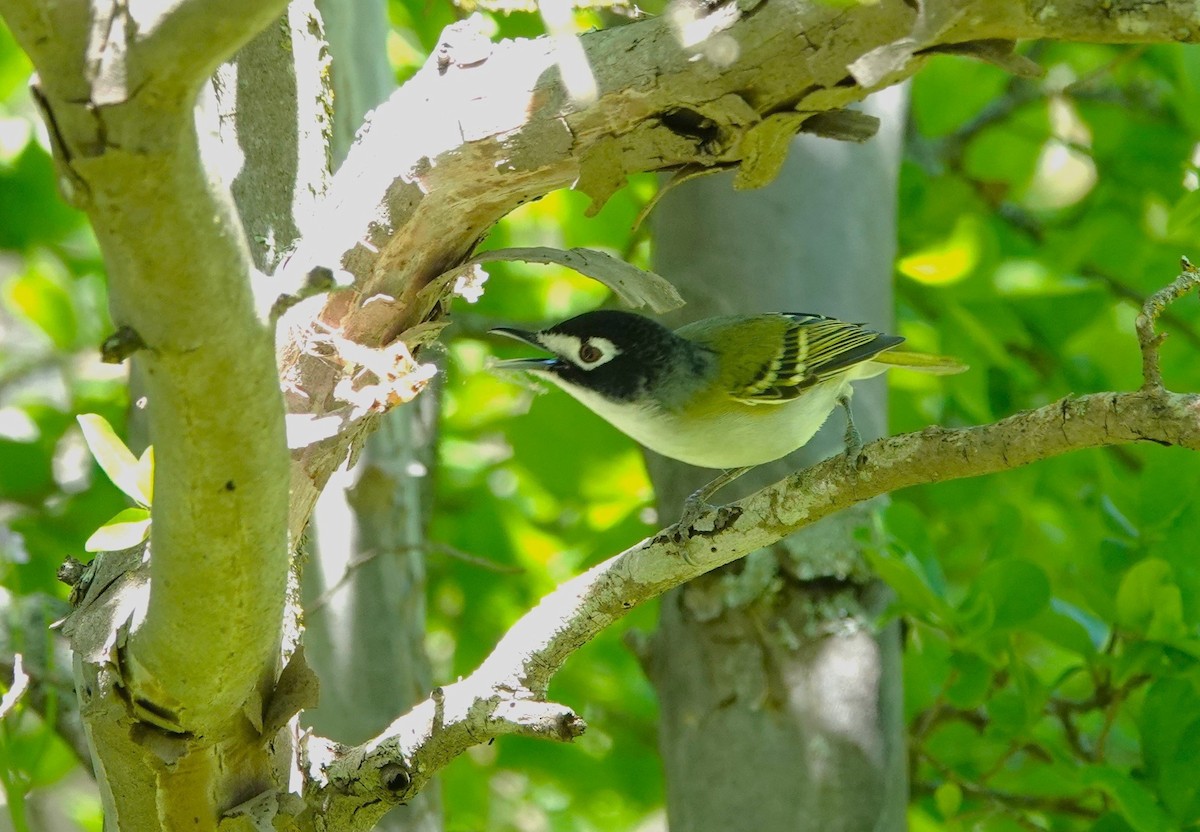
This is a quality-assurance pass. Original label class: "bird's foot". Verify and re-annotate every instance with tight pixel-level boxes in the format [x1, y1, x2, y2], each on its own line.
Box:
[679, 466, 751, 528]
[676, 485, 745, 541]
[668, 495, 741, 564]
[839, 394, 867, 470]
[678, 492, 718, 532]
[656, 468, 750, 554]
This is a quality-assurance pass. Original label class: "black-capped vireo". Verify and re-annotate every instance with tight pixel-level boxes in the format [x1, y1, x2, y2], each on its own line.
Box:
[491, 310, 964, 516]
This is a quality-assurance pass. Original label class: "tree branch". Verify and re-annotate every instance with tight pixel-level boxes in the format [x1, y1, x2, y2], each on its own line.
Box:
[1136, 257, 1200, 392]
[307, 386, 1200, 827]
[136, 0, 291, 91]
[0, 0, 288, 104]
[274, 0, 1200, 541]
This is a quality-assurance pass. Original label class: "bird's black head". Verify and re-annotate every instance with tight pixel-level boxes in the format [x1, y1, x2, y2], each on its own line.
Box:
[492, 310, 699, 403]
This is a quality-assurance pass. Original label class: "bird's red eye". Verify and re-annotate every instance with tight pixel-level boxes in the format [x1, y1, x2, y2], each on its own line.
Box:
[579, 342, 603, 364]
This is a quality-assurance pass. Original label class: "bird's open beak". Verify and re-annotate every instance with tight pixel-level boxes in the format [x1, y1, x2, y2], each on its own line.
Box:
[489, 327, 558, 371]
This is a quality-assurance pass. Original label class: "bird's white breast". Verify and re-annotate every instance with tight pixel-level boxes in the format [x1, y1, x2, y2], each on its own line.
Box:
[554, 376, 856, 469]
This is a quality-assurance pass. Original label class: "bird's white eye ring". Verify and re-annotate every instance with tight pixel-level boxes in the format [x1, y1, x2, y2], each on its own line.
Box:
[579, 342, 603, 364]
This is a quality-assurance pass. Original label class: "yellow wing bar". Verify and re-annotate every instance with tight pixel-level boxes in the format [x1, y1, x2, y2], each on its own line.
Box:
[733, 314, 903, 403]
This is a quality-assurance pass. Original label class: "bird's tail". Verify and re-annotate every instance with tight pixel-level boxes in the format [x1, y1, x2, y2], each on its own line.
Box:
[874, 349, 968, 374]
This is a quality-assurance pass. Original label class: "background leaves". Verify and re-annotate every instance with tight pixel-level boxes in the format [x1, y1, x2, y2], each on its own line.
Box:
[1, 9, 1199, 832]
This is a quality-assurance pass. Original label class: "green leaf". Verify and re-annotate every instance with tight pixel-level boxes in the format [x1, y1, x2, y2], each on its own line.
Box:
[962, 103, 1050, 188]
[4, 266, 77, 349]
[0, 437, 54, 501]
[971, 559, 1051, 629]
[934, 781, 962, 819]
[1163, 720, 1200, 822]
[76, 414, 151, 507]
[911, 55, 1010, 137]
[1, 719, 79, 790]
[985, 688, 1028, 738]
[1139, 678, 1200, 820]
[955, 590, 995, 639]
[1137, 449, 1200, 533]
[1112, 641, 1171, 688]
[1027, 603, 1100, 657]
[0, 23, 33, 102]
[863, 547, 950, 622]
[976, 657, 1047, 740]
[897, 214, 983, 286]
[1117, 559, 1187, 640]
[1082, 766, 1173, 832]
[136, 446, 155, 507]
[1165, 189, 1200, 244]
[945, 652, 993, 708]
[0, 144, 85, 247]
[1091, 813, 1138, 832]
[84, 507, 151, 552]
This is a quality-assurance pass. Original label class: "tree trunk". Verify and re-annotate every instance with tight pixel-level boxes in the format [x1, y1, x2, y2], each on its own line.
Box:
[66, 8, 328, 826]
[645, 87, 909, 832]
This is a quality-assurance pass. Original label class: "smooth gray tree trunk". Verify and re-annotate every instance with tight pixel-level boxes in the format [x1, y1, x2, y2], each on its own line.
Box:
[645, 87, 909, 832]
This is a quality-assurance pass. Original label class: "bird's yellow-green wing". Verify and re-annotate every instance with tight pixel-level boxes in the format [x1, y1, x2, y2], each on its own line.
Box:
[677, 313, 904, 405]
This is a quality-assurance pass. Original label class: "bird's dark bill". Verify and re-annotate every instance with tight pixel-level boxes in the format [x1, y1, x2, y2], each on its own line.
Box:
[493, 356, 559, 371]
[489, 327, 559, 371]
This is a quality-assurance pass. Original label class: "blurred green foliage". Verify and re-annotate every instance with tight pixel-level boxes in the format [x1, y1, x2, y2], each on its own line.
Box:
[0, 5, 1199, 832]
[896, 41, 1200, 832]
[0, 14, 123, 829]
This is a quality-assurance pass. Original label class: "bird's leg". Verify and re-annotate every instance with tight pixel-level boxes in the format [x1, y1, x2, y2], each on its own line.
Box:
[678, 466, 752, 529]
[839, 393, 864, 461]
[694, 466, 753, 505]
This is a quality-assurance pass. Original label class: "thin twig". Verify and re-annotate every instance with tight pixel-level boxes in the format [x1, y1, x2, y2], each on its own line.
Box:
[1095, 672, 1150, 759]
[1050, 699, 1094, 762]
[916, 751, 1103, 819]
[1136, 256, 1200, 391]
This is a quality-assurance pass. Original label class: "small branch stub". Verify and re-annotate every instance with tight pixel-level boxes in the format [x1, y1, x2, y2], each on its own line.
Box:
[57, 556, 88, 590]
[493, 699, 586, 742]
[1136, 256, 1200, 392]
[100, 326, 146, 364]
[379, 763, 412, 793]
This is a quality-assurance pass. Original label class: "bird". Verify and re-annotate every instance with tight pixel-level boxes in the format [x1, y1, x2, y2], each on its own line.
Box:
[491, 309, 964, 522]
